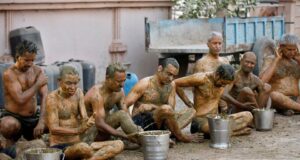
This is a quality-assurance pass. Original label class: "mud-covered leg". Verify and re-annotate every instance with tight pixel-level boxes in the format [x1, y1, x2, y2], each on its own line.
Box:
[175, 108, 196, 129]
[229, 111, 253, 136]
[89, 140, 124, 160]
[270, 91, 300, 112]
[64, 142, 93, 160]
[106, 110, 142, 135]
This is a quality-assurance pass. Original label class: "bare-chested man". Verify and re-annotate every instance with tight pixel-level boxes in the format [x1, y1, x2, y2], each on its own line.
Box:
[260, 34, 300, 116]
[0, 40, 47, 158]
[223, 52, 271, 113]
[46, 66, 123, 160]
[177, 32, 229, 108]
[85, 63, 141, 142]
[125, 58, 201, 143]
[175, 64, 253, 136]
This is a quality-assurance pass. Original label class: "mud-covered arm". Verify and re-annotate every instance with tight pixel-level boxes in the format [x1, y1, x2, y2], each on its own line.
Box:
[33, 83, 48, 138]
[78, 89, 89, 129]
[125, 79, 147, 107]
[221, 82, 244, 109]
[176, 86, 193, 108]
[259, 50, 281, 83]
[92, 95, 128, 139]
[3, 69, 47, 104]
[168, 82, 177, 110]
[46, 95, 81, 136]
[174, 73, 206, 88]
[117, 91, 128, 112]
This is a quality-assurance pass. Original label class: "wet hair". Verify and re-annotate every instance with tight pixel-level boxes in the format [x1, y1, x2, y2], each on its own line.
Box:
[106, 62, 126, 79]
[15, 40, 37, 59]
[159, 58, 180, 69]
[207, 31, 223, 42]
[59, 65, 79, 80]
[215, 64, 235, 81]
[278, 34, 299, 45]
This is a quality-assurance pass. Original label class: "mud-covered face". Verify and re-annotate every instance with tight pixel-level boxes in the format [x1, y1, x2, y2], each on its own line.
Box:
[241, 55, 256, 73]
[158, 64, 179, 85]
[280, 44, 298, 59]
[16, 52, 36, 72]
[107, 71, 126, 92]
[207, 36, 223, 55]
[214, 75, 233, 88]
[60, 74, 80, 97]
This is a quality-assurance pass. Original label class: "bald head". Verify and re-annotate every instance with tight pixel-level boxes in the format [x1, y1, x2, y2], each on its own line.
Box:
[241, 51, 256, 73]
[242, 52, 256, 61]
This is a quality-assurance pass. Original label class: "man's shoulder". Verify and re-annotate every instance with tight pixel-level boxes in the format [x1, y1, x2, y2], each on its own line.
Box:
[47, 89, 59, 99]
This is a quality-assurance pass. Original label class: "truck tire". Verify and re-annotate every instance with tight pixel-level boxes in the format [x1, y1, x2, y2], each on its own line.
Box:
[252, 37, 276, 76]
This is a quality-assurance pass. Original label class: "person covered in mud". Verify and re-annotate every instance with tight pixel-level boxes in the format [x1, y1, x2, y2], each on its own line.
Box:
[223, 52, 271, 113]
[84, 63, 141, 143]
[175, 64, 253, 136]
[177, 31, 229, 109]
[46, 66, 124, 160]
[260, 34, 300, 116]
[0, 40, 48, 158]
[125, 58, 202, 143]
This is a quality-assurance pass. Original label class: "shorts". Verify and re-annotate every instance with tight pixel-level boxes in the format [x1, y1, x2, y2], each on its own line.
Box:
[190, 117, 210, 139]
[132, 112, 166, 131]
[1, 109, 40, 141]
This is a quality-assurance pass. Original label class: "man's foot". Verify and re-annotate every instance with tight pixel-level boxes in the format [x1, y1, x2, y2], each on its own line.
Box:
[123, 140, 140, 150]
[277, 109, 294, 116]
[178, 132, 204, 143]
[169, 139, 176, 148]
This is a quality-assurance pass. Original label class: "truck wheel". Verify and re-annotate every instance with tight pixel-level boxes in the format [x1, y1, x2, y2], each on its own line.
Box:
[252, 37, 276, 76]
[173, 55, 189, 77]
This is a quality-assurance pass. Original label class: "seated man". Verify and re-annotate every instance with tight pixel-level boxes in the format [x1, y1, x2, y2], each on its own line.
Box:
[46, 66, 123, 160]
[0, 40, 48, 158]
[223, 52, 271, 113]
[85, 63, 141, 142]
[175, 64, 253, 136]
[125, 58, 201, 143]
[260, 34, 300, 116]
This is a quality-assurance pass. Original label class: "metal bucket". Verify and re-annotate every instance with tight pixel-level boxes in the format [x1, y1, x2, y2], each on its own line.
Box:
[207, 115, 232, 149]
[139, 130, 170, 160]
[253, 108, 275, 131]
[24, 148, 63, 160]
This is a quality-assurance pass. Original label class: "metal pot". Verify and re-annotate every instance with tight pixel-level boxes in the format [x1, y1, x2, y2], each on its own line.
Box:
[207, 114, 232, 149]
[253, 108, 275, 131]
[24, 148, 63, 160]
[139, 130, 170, 160]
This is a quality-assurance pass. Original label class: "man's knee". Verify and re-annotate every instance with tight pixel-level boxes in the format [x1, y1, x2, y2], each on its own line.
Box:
[240, 87, 255, 96]
[240, 111, 253, 124]
[117, 110, 130, 119]
[263, 83, 272, 93]
[0, 116, 21, 139]
[160, 105, 174, 115]
[111, 140, 124, 153]
[270, 91, 282, 99]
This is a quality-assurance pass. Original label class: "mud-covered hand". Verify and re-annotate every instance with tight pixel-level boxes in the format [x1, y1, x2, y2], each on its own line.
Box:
[242, 102, 256, 111]
[87, 113, 96, 127]
[275, 47, 283, 60]
[33, 121, 45, 138]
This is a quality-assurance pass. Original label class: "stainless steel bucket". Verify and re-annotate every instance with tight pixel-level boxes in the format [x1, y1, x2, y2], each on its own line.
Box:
[24, 148, 63, 160]
[139, 130, 170, 160]
[207, 115, 232, 149]
[253, 108, 275, 131]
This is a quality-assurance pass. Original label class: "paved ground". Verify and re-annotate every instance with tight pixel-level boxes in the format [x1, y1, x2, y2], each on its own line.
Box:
[116, 89, 300, 160]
